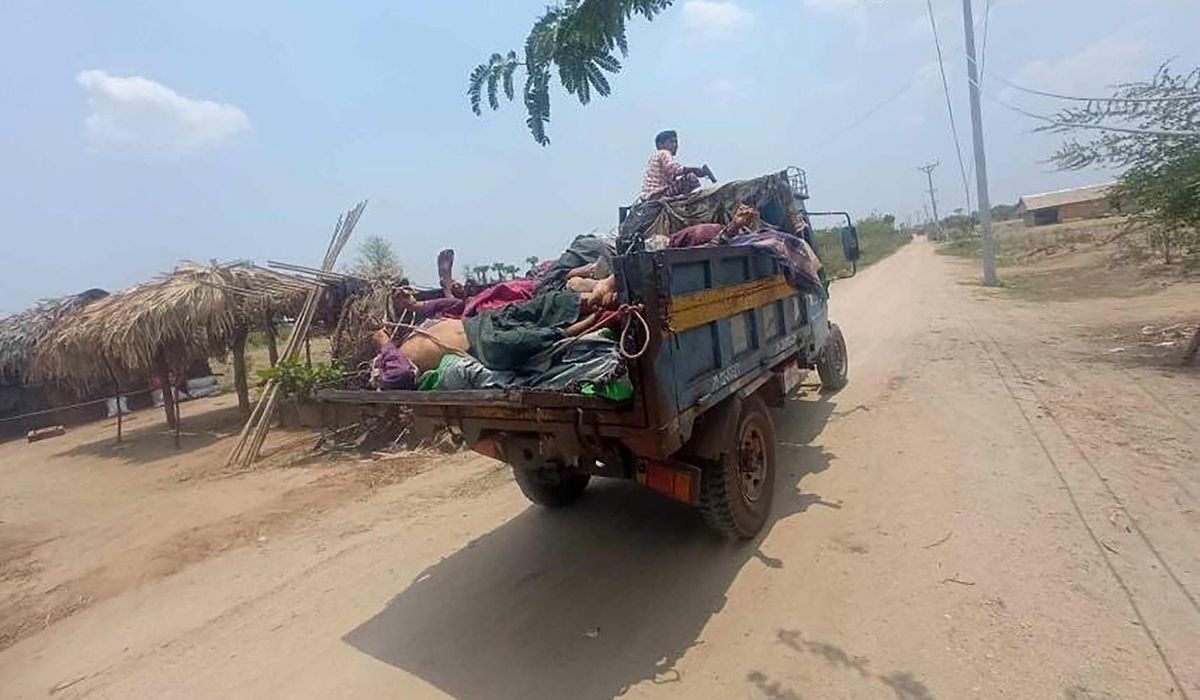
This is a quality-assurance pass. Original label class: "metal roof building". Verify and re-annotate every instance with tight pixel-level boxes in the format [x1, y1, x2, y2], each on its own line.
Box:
[1016, 183, 1118, 227]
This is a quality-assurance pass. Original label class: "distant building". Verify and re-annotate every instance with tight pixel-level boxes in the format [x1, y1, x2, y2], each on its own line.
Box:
[1016, 183, 1118, 227]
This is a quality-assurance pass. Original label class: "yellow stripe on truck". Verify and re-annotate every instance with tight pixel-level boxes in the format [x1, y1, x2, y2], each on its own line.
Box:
[668, 274, 795, 333]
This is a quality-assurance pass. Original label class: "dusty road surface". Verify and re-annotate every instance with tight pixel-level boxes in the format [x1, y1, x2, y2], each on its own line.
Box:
[2, 239, 1197, 699]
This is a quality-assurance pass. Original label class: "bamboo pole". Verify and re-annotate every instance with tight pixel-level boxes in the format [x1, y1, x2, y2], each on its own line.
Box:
[226, 201, 366, 467]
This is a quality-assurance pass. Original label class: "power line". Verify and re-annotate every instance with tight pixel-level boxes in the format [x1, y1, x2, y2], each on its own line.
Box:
[970, 77, 1200, 137]
[925, 0, 974, 213]
[810, 76, 923, 155]
[986, 72, 1200, 104]
[809, 6, 989, 159]
[978, 0, 993, 88]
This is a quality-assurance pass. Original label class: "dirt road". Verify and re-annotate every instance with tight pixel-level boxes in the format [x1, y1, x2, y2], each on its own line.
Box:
[2, 239, 1196, 699]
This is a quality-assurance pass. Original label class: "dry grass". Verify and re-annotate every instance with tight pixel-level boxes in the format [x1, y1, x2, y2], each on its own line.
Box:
[34, 263, 312, 390]
[0, 290, 107, 384]
[938, 217, 1129, 264]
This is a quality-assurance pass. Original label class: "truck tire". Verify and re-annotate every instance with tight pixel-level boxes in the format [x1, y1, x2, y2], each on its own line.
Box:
[817, 323, 849, 391]
[699, 396, 776, 539]
[512, 468, 590, 508]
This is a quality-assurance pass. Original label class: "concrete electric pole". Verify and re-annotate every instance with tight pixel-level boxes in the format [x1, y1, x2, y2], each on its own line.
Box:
[918, 162, 942, 237]
[961, 0, 998, 285]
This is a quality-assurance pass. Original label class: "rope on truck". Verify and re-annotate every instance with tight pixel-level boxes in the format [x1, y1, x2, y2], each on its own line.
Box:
[618, 303, 650, 360]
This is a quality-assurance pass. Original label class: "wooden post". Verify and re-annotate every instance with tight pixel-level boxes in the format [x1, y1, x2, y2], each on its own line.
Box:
[305, 338, 312, 368]
[111, 370, 122, 443]
[264, 311, 279, 367]
[155, 350, 177, 431]
[102, 358, 122, 444]
[231, 326, 251, 415]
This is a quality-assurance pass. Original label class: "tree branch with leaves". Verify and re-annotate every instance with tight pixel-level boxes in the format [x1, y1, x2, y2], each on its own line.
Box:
[1041, 63, 1200, 263]
[1040, 63, 1200, 365]
[468, 0, 676, 145]
[350, 235, 404, 280]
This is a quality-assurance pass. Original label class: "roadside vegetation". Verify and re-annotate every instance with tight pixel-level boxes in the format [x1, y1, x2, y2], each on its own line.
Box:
[814, 214, 913, 278]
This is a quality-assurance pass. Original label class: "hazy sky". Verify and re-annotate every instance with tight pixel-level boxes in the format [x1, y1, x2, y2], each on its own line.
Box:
[2, 0, 1197, 313]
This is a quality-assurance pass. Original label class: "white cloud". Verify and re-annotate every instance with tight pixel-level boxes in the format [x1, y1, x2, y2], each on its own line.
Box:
[1008, 35, 1150, 99]
[803, 0, 871, 22]
[76, 69, 250, 158]
[681, 1, 754, 37]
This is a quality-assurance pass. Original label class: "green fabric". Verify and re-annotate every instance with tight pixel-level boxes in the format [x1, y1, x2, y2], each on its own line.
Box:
[580, 377, 634, 401]
[463, 291, 582, 371]
[417, 354, 459, 391]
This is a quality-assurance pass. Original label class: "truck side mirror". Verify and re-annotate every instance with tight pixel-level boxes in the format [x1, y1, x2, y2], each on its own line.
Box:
[841, 225, 861, 263]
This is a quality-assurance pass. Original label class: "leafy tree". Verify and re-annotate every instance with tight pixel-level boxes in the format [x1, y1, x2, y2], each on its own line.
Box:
[1041, 63, 1200, 364]
[350, 235, 404, 279]
[1041, 63, 1200, 264]
[468, 0, 676, 145]
[990, 203, 1019, 221]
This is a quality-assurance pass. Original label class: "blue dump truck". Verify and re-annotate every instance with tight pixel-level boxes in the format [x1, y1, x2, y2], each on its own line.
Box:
[319, 169, 858, 538]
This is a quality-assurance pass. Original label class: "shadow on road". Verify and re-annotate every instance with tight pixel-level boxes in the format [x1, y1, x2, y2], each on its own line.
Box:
[344, 394, 839, 700]
[746, 629, 938, 700]
[51, 402, 244, 465]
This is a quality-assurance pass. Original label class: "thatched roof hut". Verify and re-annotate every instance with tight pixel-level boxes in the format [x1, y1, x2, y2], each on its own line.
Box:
[0, 289, 108, 385]
[34, 262, 314, 422]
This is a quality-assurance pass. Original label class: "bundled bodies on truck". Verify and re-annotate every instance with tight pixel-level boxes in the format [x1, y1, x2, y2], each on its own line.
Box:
[324, 171, 854, 538]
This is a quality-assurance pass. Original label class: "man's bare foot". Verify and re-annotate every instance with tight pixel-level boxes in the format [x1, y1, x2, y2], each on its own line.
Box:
[437, 249, 455, 298]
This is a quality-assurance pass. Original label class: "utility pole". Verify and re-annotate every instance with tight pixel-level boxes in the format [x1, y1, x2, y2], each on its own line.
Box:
[918, 162, 942, 238]
[961, 0, 997, 285]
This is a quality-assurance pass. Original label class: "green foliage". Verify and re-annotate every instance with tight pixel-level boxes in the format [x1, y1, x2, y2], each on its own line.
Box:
[468, 0, 677, 145]
[940, 212, 978, 233]
[812, 215, 912, 278]
[350, 234, 404, 279]
[468, 262, 524, 284]
[990, 203, 1020, 221]
[255, 359, 343, 397]
[1042, 63, 1200, 263]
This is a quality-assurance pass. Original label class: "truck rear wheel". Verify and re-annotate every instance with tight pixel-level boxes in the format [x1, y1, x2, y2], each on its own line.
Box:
[512, 468, 590, 508]
[817, 323, 849, 391]
[699, 397, 776, 539]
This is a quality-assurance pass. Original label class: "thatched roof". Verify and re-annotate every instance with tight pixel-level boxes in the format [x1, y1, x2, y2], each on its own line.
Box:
[33, 262, 313, 389]
[0, 289, 108, 384]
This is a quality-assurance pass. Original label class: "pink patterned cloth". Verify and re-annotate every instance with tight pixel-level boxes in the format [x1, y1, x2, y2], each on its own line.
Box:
[462, 278, 538, 317]
[640, 149, 685, 199]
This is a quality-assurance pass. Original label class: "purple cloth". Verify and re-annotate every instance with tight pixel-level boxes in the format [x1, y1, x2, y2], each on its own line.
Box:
[375, 342, 416, 389]
[416, 297, 466, 319]
[727, 230, 825, 298]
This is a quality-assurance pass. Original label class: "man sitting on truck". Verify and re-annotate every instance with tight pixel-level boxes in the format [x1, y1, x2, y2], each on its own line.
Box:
[640, 130, 715, 200]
